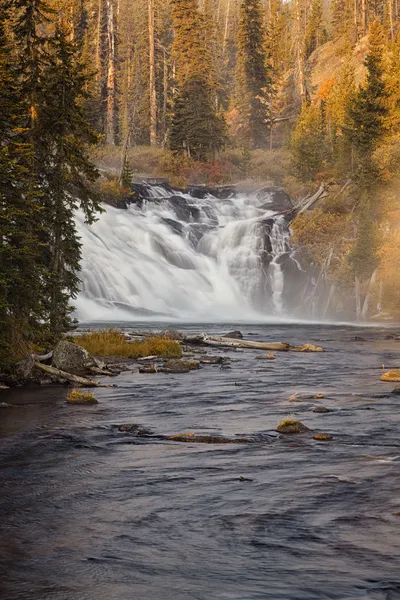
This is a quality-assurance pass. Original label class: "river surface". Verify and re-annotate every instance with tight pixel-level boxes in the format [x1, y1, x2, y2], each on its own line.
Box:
[1, 323, 400, 600]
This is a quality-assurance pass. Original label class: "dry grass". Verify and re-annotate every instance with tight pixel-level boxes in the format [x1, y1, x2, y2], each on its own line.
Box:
[76, 329, 182, 359]
[66, 390, 98, 405]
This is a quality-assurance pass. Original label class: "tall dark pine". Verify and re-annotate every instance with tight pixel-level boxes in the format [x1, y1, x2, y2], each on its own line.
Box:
[39, 20, 102, 337]
[346, 19, 388, 189]
[237, 0, 271, 148]
[0, 2, 46, 366]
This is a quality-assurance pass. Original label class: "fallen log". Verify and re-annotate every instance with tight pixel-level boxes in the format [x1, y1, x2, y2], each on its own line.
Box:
[183, 334, 290, 352]
[34, 362, 104, 387]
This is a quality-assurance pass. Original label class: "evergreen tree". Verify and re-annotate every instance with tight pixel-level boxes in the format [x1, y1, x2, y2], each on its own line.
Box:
[290, 102, 326, 181]
[350, 199, 379, 279]
[38, 19, 101, 337]
[345, 19, 388, 189]
[304, 0, 327, 58]
[237, 0, 272, 148]
[169, 0, 225, 160]
[169, 75, 226, 161]
[0, 2, 45, 365]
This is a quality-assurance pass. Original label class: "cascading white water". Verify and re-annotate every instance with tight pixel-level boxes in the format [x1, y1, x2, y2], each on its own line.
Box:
[75, 185, 303, 322]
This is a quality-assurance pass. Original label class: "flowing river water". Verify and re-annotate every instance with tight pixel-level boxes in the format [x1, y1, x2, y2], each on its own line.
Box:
[1, 323, 400, 600]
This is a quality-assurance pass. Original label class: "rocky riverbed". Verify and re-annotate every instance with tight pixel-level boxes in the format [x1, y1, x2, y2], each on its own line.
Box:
[1, 322, 400, 600]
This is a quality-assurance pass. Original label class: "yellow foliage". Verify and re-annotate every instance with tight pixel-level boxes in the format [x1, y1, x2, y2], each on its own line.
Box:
[76, 329, 182, 359]
[291, 209, 352, 269]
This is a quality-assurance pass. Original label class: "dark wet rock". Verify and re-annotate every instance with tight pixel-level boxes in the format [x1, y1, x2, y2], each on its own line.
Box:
[53, 340, 96, 374]
[313, 433, 333, 441]
[391, 387, 400, 395]
[276, 418, 309, 434]
[199, 355, 225, 365]
[238, 476, 254, 482]
[160, 218, 184, 236]
[159, 329, 183, 341]
[0, 402, 12, 408]
[220, 363, 232, 370]
[313, 406, 331, 413]
[167, 196, 201, 222]
[257, 188, 293, 212]
[223, 330, 243, 339]
[355, 336, 367, 342]
[162, 359, 200, 373]
[167, 433, 251, 444]
[188, 184, 236, 199]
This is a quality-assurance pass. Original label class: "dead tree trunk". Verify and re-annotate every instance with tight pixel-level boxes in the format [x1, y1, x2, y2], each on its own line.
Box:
[149, 0, 157, 146]
[105, 0, 116, 146]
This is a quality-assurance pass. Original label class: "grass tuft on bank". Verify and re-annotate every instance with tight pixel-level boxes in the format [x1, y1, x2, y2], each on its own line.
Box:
[76, 329, 182, 359]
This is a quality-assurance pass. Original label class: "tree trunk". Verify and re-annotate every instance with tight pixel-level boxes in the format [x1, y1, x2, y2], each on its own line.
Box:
[149, 0, 157, 146]
[105, 0, 116, 146]
[355, 275, 361, 320]
[223, 0, 231, 55]
[294, 0, 306, 104]
[34, 362, 102, 387]
[361, 269, 378, 319]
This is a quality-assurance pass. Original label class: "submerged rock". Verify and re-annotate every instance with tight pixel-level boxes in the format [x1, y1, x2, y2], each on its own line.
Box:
[53, 340, 96, 374]
[391, 387, 400, 395]
[313, 406, 331, 413]
[381, 370, 400, 382]
[276, 418, 309, 434]
[313, 433, 333, 441]
[167, 433, 251, 444]
[118, 424, 152, 436]
[199, 355, 225, 365]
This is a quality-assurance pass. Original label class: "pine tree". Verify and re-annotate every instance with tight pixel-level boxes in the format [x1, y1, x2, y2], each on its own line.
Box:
[304, 0, 327, 59]
[345, 19, 388, 189]
[290, 102, 326, 181]
[237, 0, 272, 148]
[169, 75, 226, 161]
[169, 0, 225, 160]
[38, 19, 102, 337]
[350, 199, 379, 279]
[0, 2, 45, 365]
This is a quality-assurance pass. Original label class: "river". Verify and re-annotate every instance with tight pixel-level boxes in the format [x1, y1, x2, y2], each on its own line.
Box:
[1, 323, 400, 600]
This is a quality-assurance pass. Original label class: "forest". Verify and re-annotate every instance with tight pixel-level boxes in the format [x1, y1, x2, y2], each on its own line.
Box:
[1, 0, 400, 368]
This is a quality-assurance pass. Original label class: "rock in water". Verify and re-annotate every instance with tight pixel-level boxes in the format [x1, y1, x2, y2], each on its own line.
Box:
[223, 330, 243, 339]
[11, 355, 36, 382]
[313, 433, 333, 441]
[162, 359, 200, 373]
[391, 387, 400, 394]
[53, 340, 96, 374]
[313, 406, 331, 413]
[290, 344, 324, 352]
[276, 418, 309, 433]
[381, 370, 400, 382]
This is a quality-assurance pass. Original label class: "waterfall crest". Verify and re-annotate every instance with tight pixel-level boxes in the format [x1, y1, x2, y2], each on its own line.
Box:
[75, 184, 309, 322]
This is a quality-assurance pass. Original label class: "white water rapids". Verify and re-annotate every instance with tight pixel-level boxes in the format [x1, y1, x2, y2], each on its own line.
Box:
[74, 185, 304, 322]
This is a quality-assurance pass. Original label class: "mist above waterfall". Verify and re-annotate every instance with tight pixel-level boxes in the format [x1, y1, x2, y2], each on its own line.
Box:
[75, 184, 312, 322]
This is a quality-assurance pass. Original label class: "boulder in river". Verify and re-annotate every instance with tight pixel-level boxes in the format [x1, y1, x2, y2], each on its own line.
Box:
[290, 344, 324, 352]
[66, 390, 98, 405]
[313, 406, 331, 413]
[223, 330, 243, 339]
[381, 370, 400, 382]
[276, 418, 309, 433]
[391, 387, 400, 395]
[199, 355, 225, 365]
[162, 359, 200, 373]
[118, 424, 152, 436]
[11, 355, 36, 382]
[139, 365, 158, 374]
[53, 340, 96, 374]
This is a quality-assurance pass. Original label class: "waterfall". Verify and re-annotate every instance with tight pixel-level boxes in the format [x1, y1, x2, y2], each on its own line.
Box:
[74, 183, 308, 322]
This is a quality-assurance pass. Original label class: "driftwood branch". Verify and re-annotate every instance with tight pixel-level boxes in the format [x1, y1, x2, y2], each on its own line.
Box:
[34, 362, 104, 387]
[183, 334, 290, 352]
